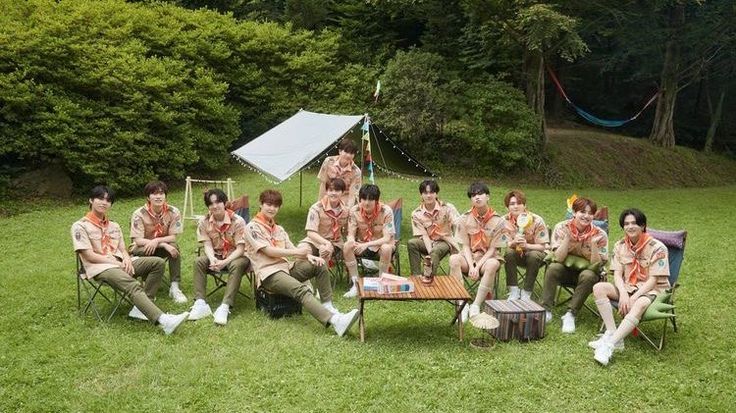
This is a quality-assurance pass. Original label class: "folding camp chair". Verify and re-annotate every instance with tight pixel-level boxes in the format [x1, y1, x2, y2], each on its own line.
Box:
[357, 198, 403, 276]
[76, 254, 132, 321]
[600, 228, 687, 351]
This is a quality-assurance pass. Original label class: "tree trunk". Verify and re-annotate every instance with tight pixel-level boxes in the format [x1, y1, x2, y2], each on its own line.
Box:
[649, 3, 685, 148]
[704, 90, 725, 153]
[523, 49, 547, 145]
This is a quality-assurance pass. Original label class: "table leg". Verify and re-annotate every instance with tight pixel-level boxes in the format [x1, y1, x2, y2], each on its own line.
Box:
[359, 299, 365, 343]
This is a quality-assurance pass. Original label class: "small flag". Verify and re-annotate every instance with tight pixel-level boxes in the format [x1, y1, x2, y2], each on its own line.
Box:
[373, 80, 381, 102]
[362, 117, 375, 184]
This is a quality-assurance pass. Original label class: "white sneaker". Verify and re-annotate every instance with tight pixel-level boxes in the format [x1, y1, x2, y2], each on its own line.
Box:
[507, 287, 521, 301]
[561, 311, 576, 333]
[169, 286, 188, 304]
[213, 304, 230, 326]
[187, 299, 212, 320]
[343, 285, 358, 298]
[520, 290, 532, 302]
[128, 306, 148, 321]
[323, 302, 340, 315]
[545, 311, 553, 323]
[594, 339, 615, 366]
[158, 312, 189, 335]
[331, 309, 360, 337]
[469, 304, 480, 318]
[588, 332, 625, 351]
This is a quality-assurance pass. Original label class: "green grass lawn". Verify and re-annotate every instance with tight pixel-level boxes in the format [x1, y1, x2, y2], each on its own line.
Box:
[1, 171, 734, 412]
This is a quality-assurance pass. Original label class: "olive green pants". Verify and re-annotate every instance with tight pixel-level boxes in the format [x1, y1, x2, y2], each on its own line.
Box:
[260, 260, 333, 326]
[130, 242, 181, 283]
[193, 256, 250, 306]
[503, 249, 546, 292]
[407, 238, 451, 276]
[95, 256, 165, 322]
[542, 262, 598, 315]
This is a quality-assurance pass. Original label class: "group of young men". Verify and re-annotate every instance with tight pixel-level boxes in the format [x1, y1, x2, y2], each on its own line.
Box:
[72, 139, 672, 365]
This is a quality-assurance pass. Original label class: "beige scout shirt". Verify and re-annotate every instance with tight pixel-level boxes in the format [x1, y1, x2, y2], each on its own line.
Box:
[457, 209, 509, 257]
[317, 155, 362, 207]
[244, 220, 295, 282]
[551, 219, 609, 263]
[129, 204, 183, 240]
[301, 198, 348, 249]
[611, 236, 670, 294]
[411, 201, 459, 240]
[348, 203, 395, 250]
[196, 212, 246, 258]
[502, 212, 550, 246]
[71, 217, 125, 279]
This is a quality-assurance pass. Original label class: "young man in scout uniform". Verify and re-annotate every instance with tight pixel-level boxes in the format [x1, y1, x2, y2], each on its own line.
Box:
[245, 189, 359, 337]
[129, 181, 187, 303]
[342, 184, 395, 298]
[589, 208, 669, 365]
[449, 182, 509, 322]
[407, 179, 459, 281]
[502, 189, 549, 301]
[317, 139, 362, 208]
[302, 178, 349, 263]
[188, 189, 250, 326]
[71, 185, 188, 334]
[541, 196, 608, 333]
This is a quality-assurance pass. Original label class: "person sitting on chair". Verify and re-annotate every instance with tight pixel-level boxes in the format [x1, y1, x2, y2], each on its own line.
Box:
[449, 182, 509, 322]
[301, 178, 349, 264]
[342, 184, 396, 298]
[71, 185, 188, 334]
[502, 189, 549, 301]
[589, 208, 670, 366]
[407, 179, 459, 281]
[317, 139, 362, 208]
[245, 189, 359, 337]
[188, 189, 250, 326]
[129, 180, 187, 304]
[541, 196, 608, 334]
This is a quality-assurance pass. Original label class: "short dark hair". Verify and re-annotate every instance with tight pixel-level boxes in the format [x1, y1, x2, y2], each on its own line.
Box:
[338, 139, 358, 155]
[89, 185, 115, 206]
[325, 177, 346, 192]
[259, 189, 283, 207]
[419, 179, 439, 194]
[467, 181, 490, 198]
[358, 184, 380, 201]
[572, 197, 597, 214]
[144, 181, 168, 196]
[504, 190, 527, 207]
[619, 208, 647, 230]
[204, 189, 228, 207]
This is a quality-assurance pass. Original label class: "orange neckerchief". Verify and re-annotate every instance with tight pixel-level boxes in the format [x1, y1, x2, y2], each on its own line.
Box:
[84, 211, 113, 254]
[332, 157, 353, 178]
[253, 211, 278, 247]
[421, 202, 442, 240]
[321, 196, 344, 242]
[624, 232, 652, 285]
[360, 202, 382, 242]
[212, 209, 236, 256]
[144, 201, 169, 238]
[470, 206, 495, 252]
[567, 219, 596, 243]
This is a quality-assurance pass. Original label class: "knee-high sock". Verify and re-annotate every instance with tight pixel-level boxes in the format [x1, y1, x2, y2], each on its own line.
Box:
[473, 273, 495, 307]
[596, 298, 617, 333]
[612, 314, 640, 343]
[345, 260, 359, 278]
[379, 261, 389, 275]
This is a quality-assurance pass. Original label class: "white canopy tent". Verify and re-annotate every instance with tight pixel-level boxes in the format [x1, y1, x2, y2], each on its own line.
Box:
[231, 110, 364, 183]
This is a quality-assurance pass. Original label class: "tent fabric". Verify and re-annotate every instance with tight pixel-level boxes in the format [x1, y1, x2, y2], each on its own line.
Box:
[231, 110, 364, 183]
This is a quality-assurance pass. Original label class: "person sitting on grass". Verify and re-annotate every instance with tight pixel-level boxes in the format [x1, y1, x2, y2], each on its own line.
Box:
[502, 189, 549, 301]
[301, 177, 349, 265]
[541, 196, 608, 334]
[449, 182, 509, 322]
[129, 180, 187, 304]
[188, 189, 250, 326]
[244, 189, 359, 337]
[71, 185, 188, 334]
[589, 208, 670, 366]
[342, 184, 396, 298]
[407, 179, 459, 281]
[317, 139, 362, 208]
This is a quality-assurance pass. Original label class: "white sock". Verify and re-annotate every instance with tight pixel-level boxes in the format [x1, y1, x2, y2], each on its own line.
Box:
[170, 281, 180, 290]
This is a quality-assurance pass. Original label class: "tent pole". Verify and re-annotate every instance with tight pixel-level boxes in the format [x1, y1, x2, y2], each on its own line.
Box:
[299, 170, 303, 207]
